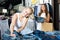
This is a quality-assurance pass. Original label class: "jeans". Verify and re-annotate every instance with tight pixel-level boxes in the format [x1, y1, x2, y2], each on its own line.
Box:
[2, 30, 60, 40]
[32, 30, 59, 40]
[2, 30, 42, 40]
[2, 29, 23, 40]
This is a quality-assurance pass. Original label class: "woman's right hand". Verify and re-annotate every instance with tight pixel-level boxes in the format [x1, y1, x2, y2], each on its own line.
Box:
[10, 34, 16, 37]
[44, 19, 49, 23]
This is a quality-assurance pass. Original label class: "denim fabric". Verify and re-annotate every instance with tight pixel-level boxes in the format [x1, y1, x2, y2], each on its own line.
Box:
[56, 35, 60, 40]
[2, 29, 23, 40]
[45, 31, 60, 40]
[34, 6, 38, 16]
[32, 30, 59, 40]
[35, 16, 44, 23]
[23, 34, 42, 40]
[2, 30, 60, 40]
[37, 17, 44, 23]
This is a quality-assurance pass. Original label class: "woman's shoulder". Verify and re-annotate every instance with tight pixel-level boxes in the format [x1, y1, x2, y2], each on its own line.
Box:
[13, 13, 20, 16]
[12, 13, 20, 18]
[13, 12, 20, 14]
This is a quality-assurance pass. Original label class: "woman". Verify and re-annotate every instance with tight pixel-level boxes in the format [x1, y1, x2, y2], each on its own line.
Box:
[9, 7, 33, 37]
[38, 4, 50, 22]
[37, 4, 50, 30]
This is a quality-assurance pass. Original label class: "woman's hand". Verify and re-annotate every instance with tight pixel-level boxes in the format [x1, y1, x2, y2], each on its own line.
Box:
[44, 19, 49, 23]
[10, 34, 16, 37]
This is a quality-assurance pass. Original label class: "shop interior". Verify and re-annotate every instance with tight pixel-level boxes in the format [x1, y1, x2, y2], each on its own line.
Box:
[0, 0, 60, 40]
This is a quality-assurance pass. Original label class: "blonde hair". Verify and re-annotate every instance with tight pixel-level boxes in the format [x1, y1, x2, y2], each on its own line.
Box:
[27, 7, 34, 19]
[23, 7, 34, 19]
[26, 7, 34, 15]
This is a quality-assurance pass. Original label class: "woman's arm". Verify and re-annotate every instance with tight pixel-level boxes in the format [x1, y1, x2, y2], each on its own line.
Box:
[45, 13, 50, 22]
[10, 13, 17, 35]
[17, 18, 28, 32]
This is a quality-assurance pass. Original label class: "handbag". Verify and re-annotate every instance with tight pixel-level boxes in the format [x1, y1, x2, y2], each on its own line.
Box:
[41, 23, 54, 32]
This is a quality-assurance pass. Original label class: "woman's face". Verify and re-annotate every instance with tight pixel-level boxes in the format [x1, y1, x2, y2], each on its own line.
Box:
[41, 5, 46, 11]
[23, 8, 32, 18]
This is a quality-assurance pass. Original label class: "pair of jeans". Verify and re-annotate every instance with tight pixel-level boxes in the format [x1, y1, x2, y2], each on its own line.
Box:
[2, 29, 23, 40]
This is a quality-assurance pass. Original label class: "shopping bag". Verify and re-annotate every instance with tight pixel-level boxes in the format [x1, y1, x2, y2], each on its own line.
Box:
[42, 23, 54, 32]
